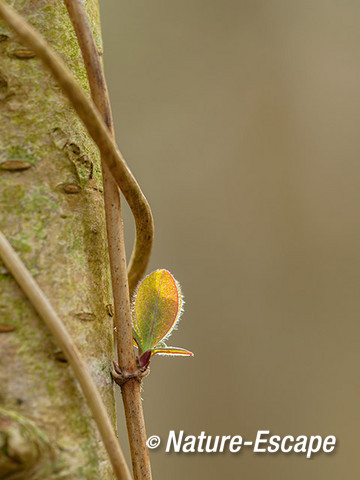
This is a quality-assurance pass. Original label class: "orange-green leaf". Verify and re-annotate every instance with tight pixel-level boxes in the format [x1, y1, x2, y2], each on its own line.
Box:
[132, 269, 183, 353]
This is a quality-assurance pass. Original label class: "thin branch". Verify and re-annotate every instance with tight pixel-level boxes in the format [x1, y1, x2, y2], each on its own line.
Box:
[62, 1, 152, 477]
[0, 0, 153, 297]
[0, 232, 132, 480]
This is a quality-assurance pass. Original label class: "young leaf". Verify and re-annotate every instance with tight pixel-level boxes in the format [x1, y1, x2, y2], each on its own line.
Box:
[132, 269, 193, 364]
[132, 269, 182, 352]
[151, 346, 194, 357]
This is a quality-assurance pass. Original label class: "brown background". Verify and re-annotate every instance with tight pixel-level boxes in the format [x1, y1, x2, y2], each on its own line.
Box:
[100, 1, 360, 478]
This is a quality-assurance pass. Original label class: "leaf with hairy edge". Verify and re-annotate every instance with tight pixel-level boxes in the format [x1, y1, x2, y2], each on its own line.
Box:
[133, 269, 182, 352]
[132, 269, 193, 366]
[151, 347, 194, 357]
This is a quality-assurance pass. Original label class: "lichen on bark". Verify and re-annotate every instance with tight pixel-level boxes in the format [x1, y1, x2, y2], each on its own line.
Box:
[0, 1, 116, 478]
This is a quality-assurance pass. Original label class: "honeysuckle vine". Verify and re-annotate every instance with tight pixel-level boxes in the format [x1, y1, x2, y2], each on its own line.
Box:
[62, 1, 151, 477]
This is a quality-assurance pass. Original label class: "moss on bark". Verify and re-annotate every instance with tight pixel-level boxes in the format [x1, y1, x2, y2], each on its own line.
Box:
[0, 1, 116, 478]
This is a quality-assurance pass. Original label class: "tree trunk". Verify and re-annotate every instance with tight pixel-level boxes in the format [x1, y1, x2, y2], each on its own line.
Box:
[0, 1, 116, 478]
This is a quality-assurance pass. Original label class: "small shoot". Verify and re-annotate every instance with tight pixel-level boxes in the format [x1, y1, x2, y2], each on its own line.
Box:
[132, 269, 193, 369]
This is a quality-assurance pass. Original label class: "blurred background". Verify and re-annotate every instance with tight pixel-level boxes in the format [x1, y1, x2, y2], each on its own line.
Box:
[100, 1, 360, 478]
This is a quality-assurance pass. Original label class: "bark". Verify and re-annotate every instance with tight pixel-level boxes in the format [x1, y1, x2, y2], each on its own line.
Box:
[0, 1, 116, 478]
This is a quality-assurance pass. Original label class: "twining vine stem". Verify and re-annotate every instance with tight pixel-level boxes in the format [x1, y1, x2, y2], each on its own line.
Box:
[63, 0, 152, 478]
[0, 232, 132, 480]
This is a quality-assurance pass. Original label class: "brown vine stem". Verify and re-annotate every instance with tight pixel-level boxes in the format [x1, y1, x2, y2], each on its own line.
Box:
[0, 0, 153, 297]
[62, 1, 152, 478]
[0, 232, 131, 480]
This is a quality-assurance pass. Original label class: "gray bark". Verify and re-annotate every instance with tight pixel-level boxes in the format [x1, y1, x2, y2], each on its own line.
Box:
[0, 1, 116, 478]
